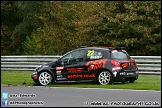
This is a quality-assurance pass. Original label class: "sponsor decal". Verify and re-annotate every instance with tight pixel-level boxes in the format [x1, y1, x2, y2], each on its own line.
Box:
[56, 66, 64, 73]
[67, 68, 84, 72]
[68, 74, 95, 79]
[113, 71, 117, 77]
[123, 72, 126, 75]
[90, 56, 102, 59]
[56, 66, 64, 70]
[57, 78, 67, 80]
[120, 72, 134, 75]
[120, 72, 124, 75]
[57, 75, 63, 78]
[56, 70, 61, 73]
[98, 52, 102, 56]
[88, 51, 103, 59]
[86, 59, 107, 71]
[56, 71, 61, 75]
[127, 73, 134, 75]
[112, 67, 122, 71]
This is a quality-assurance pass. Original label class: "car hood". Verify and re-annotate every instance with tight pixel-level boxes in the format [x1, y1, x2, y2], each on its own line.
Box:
[42, 61, 56, 66]
[42, 60, 57, 66]
[36, 60, 57, 70]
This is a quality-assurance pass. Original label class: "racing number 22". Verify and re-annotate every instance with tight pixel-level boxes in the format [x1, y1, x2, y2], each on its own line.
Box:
[87, 50, 94, 56]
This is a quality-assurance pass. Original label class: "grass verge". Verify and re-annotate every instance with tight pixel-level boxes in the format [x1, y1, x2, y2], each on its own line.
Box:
[1, 71, 161, 91]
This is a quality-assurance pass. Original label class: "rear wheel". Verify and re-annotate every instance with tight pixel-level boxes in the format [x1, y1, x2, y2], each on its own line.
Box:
[97, 71, 113, 85]
[38, 71, 52, 86]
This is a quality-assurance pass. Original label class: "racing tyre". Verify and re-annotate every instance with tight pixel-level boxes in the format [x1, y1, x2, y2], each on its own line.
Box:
[98, 71, 113, 85]
[38, 71, 52, 86]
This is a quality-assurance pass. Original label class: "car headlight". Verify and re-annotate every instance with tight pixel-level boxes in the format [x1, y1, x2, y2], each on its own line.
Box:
[37, 65, 42, 68]
[33, 72, 37, 75]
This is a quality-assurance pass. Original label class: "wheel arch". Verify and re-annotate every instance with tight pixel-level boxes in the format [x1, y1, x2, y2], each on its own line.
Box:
[95, 68, 114, 84]
[96, 68, 113, 78]
[38, 69, 55, 84]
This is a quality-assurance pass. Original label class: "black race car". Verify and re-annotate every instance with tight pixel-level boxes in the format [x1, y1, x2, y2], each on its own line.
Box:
[31, 46, 139, 86]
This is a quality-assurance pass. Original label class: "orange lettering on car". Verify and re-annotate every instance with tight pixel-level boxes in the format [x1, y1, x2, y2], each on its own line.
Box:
[83, 74, 89, 78]
[87, 65, 94, 71]
[86, 59, 107, 71]
[86, 61, 93, 66]
[68, 75, 73, 78]
[92, 74, 95, 77]
[67, 74, 95, 79]
[79, 74, 82, 78]
[94, 64, 102, 70]
[89, 74, 95, 78]
[67, 68, 84, 72]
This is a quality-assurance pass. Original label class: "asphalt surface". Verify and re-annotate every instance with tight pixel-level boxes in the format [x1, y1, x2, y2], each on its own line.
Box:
[1, 84, 161, 107]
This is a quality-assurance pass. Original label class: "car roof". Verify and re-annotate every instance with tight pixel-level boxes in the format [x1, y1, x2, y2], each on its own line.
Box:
[78, 46, 110, 51]
[77, 46, 127, 51]
[62, 46, 127, 57]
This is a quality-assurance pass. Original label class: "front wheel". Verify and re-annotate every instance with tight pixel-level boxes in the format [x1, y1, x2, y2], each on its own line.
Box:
[97, 71, 113, 85]
[38, 71, 52, 86]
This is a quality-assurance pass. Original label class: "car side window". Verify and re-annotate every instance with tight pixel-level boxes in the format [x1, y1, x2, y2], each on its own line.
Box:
[86, 50, 103, 61]
[60, 50, 85, 64]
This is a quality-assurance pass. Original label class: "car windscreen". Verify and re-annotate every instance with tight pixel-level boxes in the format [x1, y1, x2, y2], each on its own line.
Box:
[111, 50, 131, 60]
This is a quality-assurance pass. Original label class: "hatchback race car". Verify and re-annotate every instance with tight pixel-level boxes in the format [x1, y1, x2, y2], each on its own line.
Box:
[31, 46, 139, 86]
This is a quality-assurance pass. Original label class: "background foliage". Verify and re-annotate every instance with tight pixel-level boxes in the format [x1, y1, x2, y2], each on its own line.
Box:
[1, 1, 161, 56]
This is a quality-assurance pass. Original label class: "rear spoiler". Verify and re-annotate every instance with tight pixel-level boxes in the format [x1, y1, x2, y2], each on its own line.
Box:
[110, 46, 129, 51]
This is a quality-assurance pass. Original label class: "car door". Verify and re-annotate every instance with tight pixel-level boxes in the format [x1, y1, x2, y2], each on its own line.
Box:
[56, 49, 87, 81]
[85, 49, 106, 77]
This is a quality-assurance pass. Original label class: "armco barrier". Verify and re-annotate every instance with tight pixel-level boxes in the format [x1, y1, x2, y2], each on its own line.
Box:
[1, 56, 161, 75]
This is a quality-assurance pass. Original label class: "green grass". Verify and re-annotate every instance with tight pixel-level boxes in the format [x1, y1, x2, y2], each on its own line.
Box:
[1, 71, 161, 91]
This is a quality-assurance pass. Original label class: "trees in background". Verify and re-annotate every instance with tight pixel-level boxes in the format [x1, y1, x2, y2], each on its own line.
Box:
[1, 1, 161, 56]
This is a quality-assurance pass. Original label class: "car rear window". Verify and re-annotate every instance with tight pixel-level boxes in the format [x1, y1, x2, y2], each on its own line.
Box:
[110, 50, 131, 60]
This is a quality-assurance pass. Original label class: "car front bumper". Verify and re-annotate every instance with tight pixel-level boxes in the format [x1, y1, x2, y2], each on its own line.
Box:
[31, 72, 39, 85]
